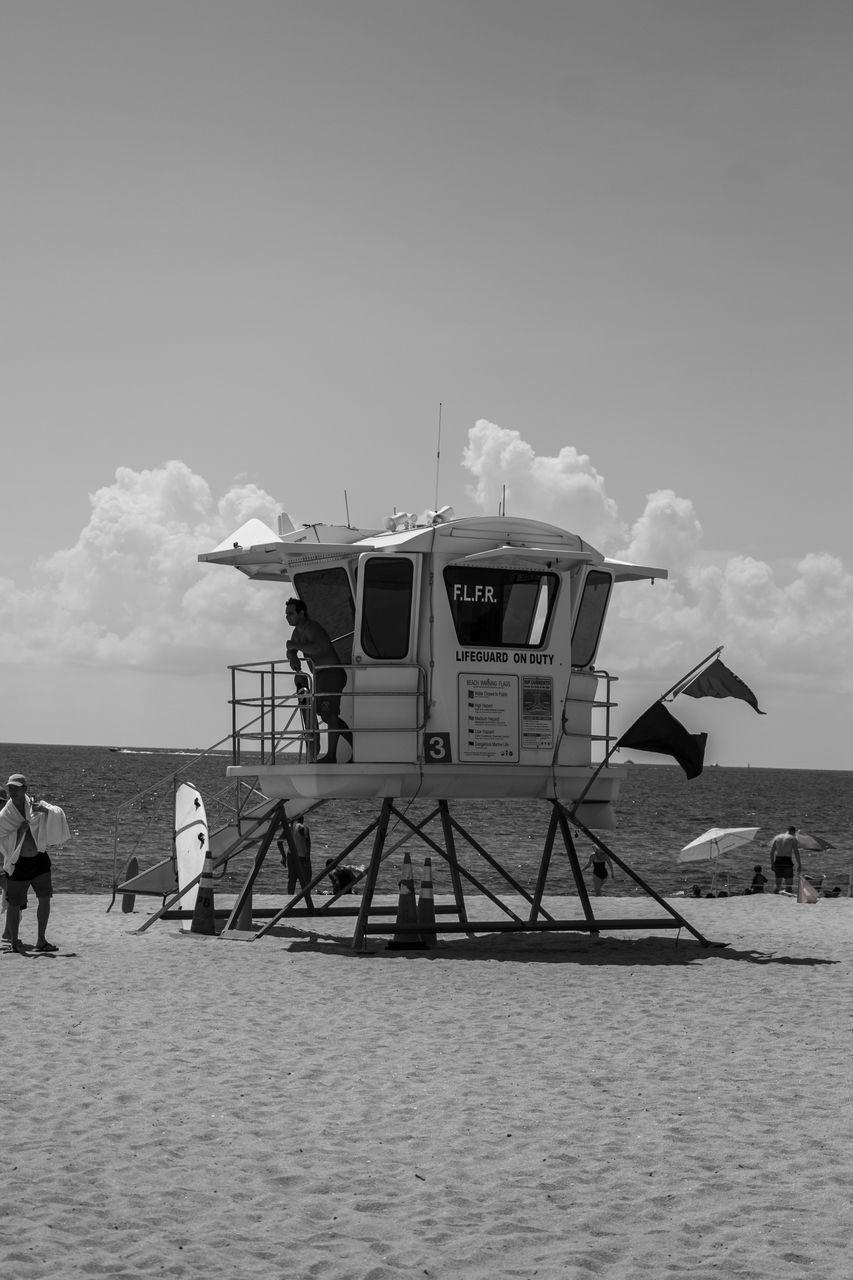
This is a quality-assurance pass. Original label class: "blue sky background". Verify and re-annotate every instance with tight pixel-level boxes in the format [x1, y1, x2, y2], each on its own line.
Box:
[1, 1, 852, 768]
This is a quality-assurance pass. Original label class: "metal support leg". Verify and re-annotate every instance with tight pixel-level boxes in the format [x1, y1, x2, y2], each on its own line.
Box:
[446, 809, 554, 924]
[529, 805, 560, 922]
[555, 804, 598, 936]
[222, 802, 287, 933]
[571, 810, 715, 947]
[438, 801, 469, 930]
[352, 798, 394, 952]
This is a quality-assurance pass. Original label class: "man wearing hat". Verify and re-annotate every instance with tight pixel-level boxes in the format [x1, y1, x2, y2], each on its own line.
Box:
[0, 774, 57, 954]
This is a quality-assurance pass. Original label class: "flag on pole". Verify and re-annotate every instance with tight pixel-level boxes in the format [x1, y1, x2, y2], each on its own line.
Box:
[677, 658, 765, 714]
[619, 703, 707, 779]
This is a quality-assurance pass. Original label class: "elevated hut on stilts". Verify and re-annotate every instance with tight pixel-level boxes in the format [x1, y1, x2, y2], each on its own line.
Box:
[132, 509, 714, 950]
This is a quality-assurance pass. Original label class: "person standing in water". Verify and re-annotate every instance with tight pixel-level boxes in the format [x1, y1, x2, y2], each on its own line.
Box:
[583, 848, 616, 897]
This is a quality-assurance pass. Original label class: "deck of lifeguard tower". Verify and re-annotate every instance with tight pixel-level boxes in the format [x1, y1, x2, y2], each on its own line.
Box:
[118, 512, 713, 949]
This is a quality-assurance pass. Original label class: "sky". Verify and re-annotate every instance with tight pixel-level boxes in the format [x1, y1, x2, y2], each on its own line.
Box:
[1, 1, 852, 768]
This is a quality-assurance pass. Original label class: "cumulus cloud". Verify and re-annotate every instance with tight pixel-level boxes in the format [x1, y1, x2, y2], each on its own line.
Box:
[618, 489, 703, 581]
[2, 433, 852, 705]
[463, 420, 853, 691]
[605, 531, 853, 689]
[463, 419, 624, 547]
[0, 461, 283, 672]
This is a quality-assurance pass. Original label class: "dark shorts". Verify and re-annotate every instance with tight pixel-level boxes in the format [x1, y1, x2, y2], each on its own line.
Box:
[774, 858, 794, 878]
[5, 851, 53, 904]
[315, 667, 346, 719]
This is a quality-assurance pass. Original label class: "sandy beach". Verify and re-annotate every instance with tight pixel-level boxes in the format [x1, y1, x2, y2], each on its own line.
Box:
[3, 892, 852, 1279]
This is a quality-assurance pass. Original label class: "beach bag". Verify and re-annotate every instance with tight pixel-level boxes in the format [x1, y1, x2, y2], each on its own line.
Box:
[797, 875, 819, 904]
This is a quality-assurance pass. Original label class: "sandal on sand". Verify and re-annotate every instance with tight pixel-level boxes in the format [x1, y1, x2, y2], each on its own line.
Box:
[34, 942, 58, 953]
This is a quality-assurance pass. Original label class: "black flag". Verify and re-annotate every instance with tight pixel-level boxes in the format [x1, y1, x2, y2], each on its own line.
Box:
[678, 657, 765, 714]
[619, 702, 707, 779]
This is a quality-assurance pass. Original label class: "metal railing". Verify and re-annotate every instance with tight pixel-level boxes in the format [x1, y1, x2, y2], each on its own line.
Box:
[228, 659, 313, 765]
[228, 659, 427, 766]
[562, 668, 619, 764]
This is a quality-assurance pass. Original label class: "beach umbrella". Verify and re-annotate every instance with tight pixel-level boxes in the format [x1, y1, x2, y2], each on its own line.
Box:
[678, 827, 761, 864]
[678, 827, 760, 890]
[794, 831, 835, 852]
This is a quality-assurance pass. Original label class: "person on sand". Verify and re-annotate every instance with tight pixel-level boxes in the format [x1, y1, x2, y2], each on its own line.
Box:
[750, 865, 768, 894]
[287, 817, 313, 895]
[583, 849, 615, 897]
[285, 598, 353, 764]
[0, 774, 68, 954]
[325, 858, 359, 895]
[769, 825, 801, 894]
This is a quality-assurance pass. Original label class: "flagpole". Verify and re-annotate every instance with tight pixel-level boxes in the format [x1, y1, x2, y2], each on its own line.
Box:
[565, 645, 723, 820]
[663, 645, 723, 702]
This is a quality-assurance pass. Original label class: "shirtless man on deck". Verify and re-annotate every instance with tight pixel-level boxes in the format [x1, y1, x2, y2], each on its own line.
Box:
[285, 598, 353, 763]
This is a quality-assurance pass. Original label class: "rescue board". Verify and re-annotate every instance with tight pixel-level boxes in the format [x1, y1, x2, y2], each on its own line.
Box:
[121, 856, 139, 913]
[174, 782, 209, 931]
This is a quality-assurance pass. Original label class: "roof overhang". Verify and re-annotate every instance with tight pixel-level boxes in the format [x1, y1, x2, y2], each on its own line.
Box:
[601, 558, 668, 583]
[199, 541, 369, 580]
[449, 546, 597, 573]
[199, 516, 668, 584]
[449, 545, 667, 582]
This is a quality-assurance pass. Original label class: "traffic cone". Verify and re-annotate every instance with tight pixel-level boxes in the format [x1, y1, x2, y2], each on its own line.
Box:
[190, 848, 216, 935]
[386, 852, 425, 950]
[417, 857, 437, 947]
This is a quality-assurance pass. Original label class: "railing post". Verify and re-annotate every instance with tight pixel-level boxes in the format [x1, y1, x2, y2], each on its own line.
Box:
[231, 666, 238, 765]
[261, 665, 268, 763]
[269, 662, 276, 764]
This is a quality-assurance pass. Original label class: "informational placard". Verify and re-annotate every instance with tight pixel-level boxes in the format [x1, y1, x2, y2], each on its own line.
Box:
[458, 674, 519, 762]
[521, 676, 553, 750]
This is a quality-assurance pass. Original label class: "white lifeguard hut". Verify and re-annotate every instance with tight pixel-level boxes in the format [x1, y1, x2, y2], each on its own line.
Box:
[134, 508, 713, 949]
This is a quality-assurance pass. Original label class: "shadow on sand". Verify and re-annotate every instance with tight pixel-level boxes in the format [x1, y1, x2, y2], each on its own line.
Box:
[278, 928, 838, 968]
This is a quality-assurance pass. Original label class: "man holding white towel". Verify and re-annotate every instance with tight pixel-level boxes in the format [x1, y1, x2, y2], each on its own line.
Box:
[1, 773, 68, 954]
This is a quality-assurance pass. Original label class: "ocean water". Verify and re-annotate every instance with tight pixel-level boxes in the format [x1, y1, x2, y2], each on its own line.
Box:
[2, 742, 851, 900]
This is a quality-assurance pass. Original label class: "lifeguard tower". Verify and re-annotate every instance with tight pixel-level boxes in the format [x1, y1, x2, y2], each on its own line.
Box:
[144, 505, 716, 951]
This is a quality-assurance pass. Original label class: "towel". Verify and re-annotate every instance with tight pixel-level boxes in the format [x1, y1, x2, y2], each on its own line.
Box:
[0, 797, 32, 874]
[35, 803, 71, 851]
[0, 798, 71, 874]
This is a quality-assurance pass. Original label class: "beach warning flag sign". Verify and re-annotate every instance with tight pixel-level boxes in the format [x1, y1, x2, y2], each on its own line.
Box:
[678, 658, 765, 714]
[619, 702, 707, 780]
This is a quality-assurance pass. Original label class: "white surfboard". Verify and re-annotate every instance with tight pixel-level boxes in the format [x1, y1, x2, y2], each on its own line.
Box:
[174, 782, 209, 931]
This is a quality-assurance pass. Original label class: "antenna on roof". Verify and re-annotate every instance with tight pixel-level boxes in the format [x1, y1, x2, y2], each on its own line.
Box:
[433, 402, 442, 509]
[344, 489, 351, 526]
